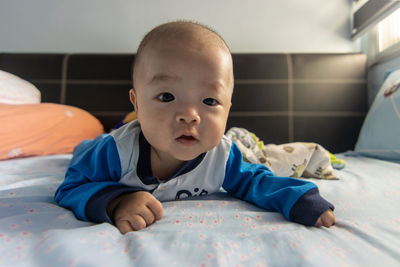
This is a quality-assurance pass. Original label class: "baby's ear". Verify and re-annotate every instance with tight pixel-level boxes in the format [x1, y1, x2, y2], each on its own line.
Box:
[129, 89, 137, 109]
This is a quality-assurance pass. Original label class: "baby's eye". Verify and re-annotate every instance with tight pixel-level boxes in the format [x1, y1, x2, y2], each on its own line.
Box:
[157, 92, 175, 102]
[203, 98, 218, 106]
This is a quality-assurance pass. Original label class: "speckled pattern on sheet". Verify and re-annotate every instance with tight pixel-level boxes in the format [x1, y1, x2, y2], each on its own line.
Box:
[0, 154, 399, 267]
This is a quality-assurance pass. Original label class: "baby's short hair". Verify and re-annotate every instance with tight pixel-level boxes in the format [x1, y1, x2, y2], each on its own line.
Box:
[132, 20, 230, 82]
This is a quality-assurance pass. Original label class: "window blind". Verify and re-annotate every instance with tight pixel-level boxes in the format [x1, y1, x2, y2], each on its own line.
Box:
[352, 0, 400, 39]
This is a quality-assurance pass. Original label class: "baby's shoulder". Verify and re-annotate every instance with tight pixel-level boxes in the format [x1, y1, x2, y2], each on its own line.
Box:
[206, 135, 232, 160]
[108, 120, 141, 156]
[110, 120, 141, 141]
[219, 135, 233, 151]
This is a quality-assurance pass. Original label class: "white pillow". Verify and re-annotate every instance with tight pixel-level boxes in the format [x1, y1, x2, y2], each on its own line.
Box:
[354, 69, 400, 161]
[0, 70, 41, 104]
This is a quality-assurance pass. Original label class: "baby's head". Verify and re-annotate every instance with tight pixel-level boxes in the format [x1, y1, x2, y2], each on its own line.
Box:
[130, 21, 234, 162]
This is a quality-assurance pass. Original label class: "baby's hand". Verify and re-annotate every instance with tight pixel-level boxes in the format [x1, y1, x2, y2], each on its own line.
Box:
[314, 209, 335, 227]
[108, 191, 163, 234]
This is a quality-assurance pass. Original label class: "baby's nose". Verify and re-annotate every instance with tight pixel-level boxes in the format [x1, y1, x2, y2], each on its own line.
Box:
[176, 106, 200, 124]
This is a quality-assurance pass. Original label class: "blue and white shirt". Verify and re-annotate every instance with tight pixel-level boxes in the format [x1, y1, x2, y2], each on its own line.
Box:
[55, 120, 333, 226]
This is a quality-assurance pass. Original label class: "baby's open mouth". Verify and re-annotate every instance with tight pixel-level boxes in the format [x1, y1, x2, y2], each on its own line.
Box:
[176, 135, 198, 145]
[178, 135, 196, 140]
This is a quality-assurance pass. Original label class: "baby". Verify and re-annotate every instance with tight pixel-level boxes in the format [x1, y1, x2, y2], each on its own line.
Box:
[55, 21, 335, 234]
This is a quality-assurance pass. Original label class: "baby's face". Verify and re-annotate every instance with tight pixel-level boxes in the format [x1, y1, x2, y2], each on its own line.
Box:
[131, 37, 233, 162]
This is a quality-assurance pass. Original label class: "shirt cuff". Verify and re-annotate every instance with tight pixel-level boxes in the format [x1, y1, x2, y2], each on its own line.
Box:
[85, 186, 143, 224]
[289, 187, 334, 226]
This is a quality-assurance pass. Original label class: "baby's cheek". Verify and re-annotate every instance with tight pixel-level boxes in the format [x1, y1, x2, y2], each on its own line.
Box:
[209, 124, 226, 146]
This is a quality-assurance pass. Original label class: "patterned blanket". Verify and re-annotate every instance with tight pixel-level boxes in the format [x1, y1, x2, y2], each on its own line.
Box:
[226, 127, 342, 179]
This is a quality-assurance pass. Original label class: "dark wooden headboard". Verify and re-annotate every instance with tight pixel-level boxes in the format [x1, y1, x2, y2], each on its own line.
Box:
[0, 53, 367, 153]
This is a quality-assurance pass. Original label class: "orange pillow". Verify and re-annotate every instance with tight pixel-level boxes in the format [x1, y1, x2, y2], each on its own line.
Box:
[1, 103, 104, 160]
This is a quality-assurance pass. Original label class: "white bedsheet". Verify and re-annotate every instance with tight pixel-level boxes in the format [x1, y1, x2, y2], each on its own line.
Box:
[0, 154, 399, 267]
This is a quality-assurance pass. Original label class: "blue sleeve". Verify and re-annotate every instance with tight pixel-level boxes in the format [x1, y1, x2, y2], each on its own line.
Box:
[222, 143, 334, 226]
[54, 134, 133, 222]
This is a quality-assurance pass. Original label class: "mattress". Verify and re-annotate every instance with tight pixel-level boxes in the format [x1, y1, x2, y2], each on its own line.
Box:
[0, 154, 399, 266]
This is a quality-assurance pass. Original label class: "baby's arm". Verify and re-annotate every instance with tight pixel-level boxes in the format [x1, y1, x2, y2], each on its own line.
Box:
[54, 135, 163, 233]
[55, 135, 142, 224]
[107, 191, 163, 234]
[223, 143, 335, 227]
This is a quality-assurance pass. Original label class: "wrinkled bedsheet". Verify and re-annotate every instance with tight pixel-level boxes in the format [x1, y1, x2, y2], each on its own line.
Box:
[0, 154, 399, 267]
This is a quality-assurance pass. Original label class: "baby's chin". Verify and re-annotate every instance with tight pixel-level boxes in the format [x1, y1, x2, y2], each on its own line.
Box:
[174, 142, 221, 161]
[173, 151, 204, 162]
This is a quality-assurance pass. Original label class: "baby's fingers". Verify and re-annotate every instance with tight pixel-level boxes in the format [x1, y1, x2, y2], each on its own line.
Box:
[315, 209, 336, 228]
[115, 219, 134, 234]
[146, 197, 164, 221]
[115, 205, 160, 234]
[116, 214, 147, 234]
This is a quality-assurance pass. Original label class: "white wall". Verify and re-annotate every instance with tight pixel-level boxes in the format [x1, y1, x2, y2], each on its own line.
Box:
[0, 0, 359, 53]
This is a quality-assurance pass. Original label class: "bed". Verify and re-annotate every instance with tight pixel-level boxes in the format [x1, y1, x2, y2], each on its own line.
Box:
[1, 53, 399, 266]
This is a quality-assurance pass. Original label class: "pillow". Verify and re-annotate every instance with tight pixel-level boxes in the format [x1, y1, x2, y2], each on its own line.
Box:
[0, 103, 104, 160]
[354, 69, 400, 161]
[0, 70, 41, 104]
